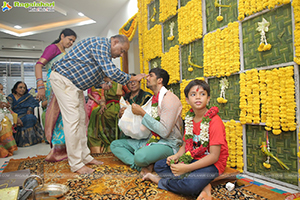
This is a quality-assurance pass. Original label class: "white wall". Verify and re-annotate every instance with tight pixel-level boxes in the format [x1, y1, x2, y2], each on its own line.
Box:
[99, 0, 140, 74]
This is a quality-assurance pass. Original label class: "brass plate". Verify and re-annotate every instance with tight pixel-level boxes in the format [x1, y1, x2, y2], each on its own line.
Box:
[37, 184, 69, 198]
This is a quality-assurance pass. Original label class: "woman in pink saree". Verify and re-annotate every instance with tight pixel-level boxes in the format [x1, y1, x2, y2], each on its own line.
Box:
[85, 87, 102, 119]
[35, 28, 77, 162]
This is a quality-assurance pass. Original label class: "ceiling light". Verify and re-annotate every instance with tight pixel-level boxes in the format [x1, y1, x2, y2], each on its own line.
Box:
[78, 12, 84, 17]
[14, 25, 22, 29]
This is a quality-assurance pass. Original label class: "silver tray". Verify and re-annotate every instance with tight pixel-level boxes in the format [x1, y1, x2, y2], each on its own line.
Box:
[36, 183, 69, 198]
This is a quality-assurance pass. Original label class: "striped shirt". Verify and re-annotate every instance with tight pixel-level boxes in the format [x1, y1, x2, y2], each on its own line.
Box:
[52, 37, 130, 90]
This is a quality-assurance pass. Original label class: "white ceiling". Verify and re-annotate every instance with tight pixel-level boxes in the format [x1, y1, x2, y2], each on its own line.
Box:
[0, 0, 129, 43]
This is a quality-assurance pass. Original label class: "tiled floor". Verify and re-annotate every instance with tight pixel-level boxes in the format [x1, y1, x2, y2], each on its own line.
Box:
[0, 142, 50, 168]
[236, 174, 299, 195]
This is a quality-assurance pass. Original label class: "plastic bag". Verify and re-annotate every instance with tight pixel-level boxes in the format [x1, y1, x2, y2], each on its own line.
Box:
[118, 96, 152, 139]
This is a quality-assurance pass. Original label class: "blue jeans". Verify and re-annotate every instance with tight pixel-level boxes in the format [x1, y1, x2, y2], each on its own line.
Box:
[154, 158, 219, 196]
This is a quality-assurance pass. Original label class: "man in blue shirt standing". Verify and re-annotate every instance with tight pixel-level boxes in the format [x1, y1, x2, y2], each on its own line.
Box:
[49, 34, 145, 174]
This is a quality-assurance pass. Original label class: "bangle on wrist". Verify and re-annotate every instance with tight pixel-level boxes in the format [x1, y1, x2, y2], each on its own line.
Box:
[36, 78, 43, 83]
[37, 86, 45, 90]
[37, 84, 44, 87]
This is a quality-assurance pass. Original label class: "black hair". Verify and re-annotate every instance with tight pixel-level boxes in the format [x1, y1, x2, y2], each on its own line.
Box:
[149, 68, 169, 87]
[11, 81, 28, 94]
[184, 79, 210, 98]
[52, 28, 77, 44]
[111, 34, 129, 44]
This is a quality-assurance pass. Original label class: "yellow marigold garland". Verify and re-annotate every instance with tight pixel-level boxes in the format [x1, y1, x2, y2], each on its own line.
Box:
[137, 0, 149, 79]
[225, 120, 244, 172]
[281, 66, 297, 131]
[239, 66, 296, 134]
[292, 0, 300, 64]
[259, 70, 267, 123]
[203, 22, 240, 77]
[298, 129, 300, 178]
[180, 79, 192, 119]
[144, 24, 163, 61]
[239, 73, 247, 124]
[159, 0, 178, 22]
[161, 45, 180, 84]
[245, 70, 254, 124]
[238, 0, 291, 21]
[178, 0, 202, 45]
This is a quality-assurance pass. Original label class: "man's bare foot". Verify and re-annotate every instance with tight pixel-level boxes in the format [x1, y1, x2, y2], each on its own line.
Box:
[140, 164, 154, 176]
[87, 159, 104, 165]
[142, 173, 161, 184]
[75, 165, 95, 174]
[197, 184, 212, 200]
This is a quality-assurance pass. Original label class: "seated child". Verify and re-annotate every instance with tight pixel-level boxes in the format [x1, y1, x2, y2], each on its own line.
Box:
[142, 79, 229, 200]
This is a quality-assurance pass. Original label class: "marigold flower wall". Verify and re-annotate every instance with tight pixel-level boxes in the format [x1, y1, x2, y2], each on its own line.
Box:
[137, 0, 299, 186]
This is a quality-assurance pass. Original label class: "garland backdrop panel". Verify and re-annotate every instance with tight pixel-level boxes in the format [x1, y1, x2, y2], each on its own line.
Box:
[208, 74, 240, 121]
[137, 0, 300, 188]
[246, 125, 297, 186]
[163, 15, 179, 52]
[242, 4, 294, 69]
[181, 39, 204, 80]
[205, 0, 238, 33]
[149, 0, 160, 29]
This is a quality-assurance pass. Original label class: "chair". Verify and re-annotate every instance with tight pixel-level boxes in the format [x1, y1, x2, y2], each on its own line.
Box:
[34, 101, 44, 129]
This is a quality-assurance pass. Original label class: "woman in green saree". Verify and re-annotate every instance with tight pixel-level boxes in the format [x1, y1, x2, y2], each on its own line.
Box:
[119, 73, 152, 117]
[87, 82, 129, 153]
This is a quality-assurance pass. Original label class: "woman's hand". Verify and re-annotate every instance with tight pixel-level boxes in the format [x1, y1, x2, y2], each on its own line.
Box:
[95, 99, 100, 105]
[132, 103, 146, 116]
[17, 118, 23, 126]
[99, 104, 107, 114]
[167, 154, 180, 166]
[36, 88, 46, 101]
[170, 163, 190, 176]
[119, 107, 126, 118]
[0, 102, 10, 109]
[27, 110, 33, 115]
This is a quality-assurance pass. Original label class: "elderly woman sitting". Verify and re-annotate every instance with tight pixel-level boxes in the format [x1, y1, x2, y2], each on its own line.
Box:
[0, 83, 18, 158]
[7, 81, 44, 147]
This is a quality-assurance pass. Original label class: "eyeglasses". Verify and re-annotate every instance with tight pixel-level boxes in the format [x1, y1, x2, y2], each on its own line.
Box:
[128, 81, 138, 84]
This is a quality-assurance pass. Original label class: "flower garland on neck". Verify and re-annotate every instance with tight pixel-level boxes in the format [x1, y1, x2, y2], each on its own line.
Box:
[146, 93, 161, 146]
[183, 106, 219, 160]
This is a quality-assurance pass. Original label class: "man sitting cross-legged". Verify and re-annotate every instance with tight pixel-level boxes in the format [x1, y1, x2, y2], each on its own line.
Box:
[111, 68, 183, 174]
